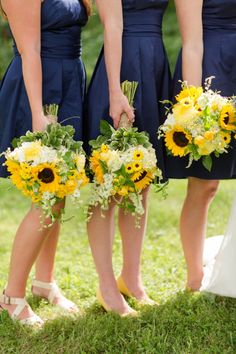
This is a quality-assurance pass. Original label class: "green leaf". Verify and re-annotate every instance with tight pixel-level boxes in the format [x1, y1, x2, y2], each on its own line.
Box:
[100, 120, 114, 137]
[202, 155, 212, 172]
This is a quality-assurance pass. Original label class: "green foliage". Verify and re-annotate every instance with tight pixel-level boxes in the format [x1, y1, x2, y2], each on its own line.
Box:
[0, 179, 236, 353]
[12, 123, 83, 153]
[89, 120, 151, 151]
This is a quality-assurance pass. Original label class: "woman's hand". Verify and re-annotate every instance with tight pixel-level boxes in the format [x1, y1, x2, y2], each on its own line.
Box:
[109, 91, 135, 129]
[32, 113, 50, 132]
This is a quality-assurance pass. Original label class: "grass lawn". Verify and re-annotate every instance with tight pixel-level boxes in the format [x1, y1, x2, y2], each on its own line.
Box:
[0, 179, 236, 353]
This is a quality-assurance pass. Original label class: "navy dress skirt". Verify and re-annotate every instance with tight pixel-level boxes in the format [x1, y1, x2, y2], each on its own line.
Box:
[166, 0, 236, 179]
[85, 0, 171, 182]
[0, 0, 88, 177]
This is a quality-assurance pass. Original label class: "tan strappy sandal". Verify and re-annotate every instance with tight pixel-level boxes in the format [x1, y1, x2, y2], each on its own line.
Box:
[0, 291, 44, 326]
[31, 279, 79, 313]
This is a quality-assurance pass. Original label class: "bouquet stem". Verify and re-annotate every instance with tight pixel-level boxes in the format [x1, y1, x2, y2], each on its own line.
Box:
[43, 104, 59, 124]
[119, 81, 138, 129]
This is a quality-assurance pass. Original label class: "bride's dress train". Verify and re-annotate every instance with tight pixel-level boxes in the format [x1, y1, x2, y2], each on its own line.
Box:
[201, 200, 236, 297]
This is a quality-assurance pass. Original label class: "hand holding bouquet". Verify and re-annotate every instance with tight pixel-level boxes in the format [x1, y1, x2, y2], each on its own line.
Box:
[159, 79, 236, 171]
[3, 114, 88, 222]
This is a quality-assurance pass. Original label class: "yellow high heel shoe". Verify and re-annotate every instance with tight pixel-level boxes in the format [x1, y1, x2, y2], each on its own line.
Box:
[96, 289, 138, 317]
[117, 276, 157, 306]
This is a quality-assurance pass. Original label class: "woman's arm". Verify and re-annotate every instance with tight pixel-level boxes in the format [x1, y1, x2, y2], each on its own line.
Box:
[96, 0, 134, 128]
[2, 0, 49, 131]
[174, 0, 204, 86]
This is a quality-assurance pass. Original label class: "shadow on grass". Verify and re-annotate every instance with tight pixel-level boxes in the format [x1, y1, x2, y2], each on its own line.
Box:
[0, 291, 235, 354]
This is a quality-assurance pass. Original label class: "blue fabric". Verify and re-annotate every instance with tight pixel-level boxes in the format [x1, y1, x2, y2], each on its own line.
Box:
[84, 0, 171, 181]
[167, 0, 236, 179]
[0, 0, 88, 177]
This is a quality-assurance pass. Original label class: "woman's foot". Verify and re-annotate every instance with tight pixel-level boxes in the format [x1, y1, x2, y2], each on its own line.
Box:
[118, 275, 156, 305]
[0, 291, 43, 326]
[186, 272, 204, 292]
[31, 279, 78, 313]
[97, 285, 137, 317]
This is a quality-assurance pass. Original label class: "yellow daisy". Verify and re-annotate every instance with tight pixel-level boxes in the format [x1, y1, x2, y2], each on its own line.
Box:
[132, 161, 143, 172]
[220, 132, 231, 145]
[125, 163, 134, 174]
[133, 150, 144, 160]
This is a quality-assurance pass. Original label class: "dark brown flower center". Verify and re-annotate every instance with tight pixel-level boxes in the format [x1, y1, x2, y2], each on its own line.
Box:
[173, 131, 189, 148]
[38, 168, 55, 184]
[134, 171, 147, 183]
[223, 112, 230, 125]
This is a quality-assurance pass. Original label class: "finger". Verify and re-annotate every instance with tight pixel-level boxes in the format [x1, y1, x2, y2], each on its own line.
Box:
[126, 107, 135, 122]
[112, 115, 120, 129]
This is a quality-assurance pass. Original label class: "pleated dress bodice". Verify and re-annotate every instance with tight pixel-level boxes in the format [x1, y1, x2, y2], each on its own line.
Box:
[85, 0, 171, 181]
[0, 0, 88, 177]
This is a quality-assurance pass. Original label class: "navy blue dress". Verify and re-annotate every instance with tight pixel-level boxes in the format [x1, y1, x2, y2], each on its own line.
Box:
[167, 0, 236, 179]
[85, 0, 171, 181]
[0, 0, 88, 177]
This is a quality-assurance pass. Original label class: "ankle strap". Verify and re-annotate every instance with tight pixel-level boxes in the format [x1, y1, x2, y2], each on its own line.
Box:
[0, 293, 27, 306]
[0, 292, 28, 319]
[32, 279, 60, 304]
[32, 279, 57, 291]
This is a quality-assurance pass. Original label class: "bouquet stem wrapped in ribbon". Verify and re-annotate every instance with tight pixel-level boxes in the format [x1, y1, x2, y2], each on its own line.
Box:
[159, 79, 236, 171]
[89, 81, 163, 224]
[2, 105, 89, 223]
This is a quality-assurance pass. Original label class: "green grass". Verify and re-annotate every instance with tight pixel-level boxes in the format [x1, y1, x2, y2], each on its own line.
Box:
[0, 179, 236, 353]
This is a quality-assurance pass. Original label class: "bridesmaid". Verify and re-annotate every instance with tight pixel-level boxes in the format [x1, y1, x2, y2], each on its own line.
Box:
[167, 0, 236, 290]
[0, 0, 91, 325]
[85, 0, 171, 315]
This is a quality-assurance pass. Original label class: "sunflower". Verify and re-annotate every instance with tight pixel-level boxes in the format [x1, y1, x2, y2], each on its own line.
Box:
[133, 150, 144, 160]
[34, 163, 61, 193]
[10, 171, 24, 190]
[165, 126, 191, 157]
[5, 160, 20, 174]
[219, 104, 236, 131]
[132, 170, 154, 190]
[176, 86, 203, 103]
[90, 152, 104, 184]
[19, 163, 33, 180]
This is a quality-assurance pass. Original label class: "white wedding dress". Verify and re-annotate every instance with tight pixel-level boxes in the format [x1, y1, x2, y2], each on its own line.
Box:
[200, 200, 236, 297]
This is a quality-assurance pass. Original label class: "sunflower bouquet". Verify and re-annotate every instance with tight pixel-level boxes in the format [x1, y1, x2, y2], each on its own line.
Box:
[3, 121, 89, 222]
[89, 120, 162, 218]
[159, 79, 236, 171]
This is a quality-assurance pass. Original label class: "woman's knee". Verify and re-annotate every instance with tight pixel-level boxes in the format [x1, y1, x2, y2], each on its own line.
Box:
[187, 177, 219, 201]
